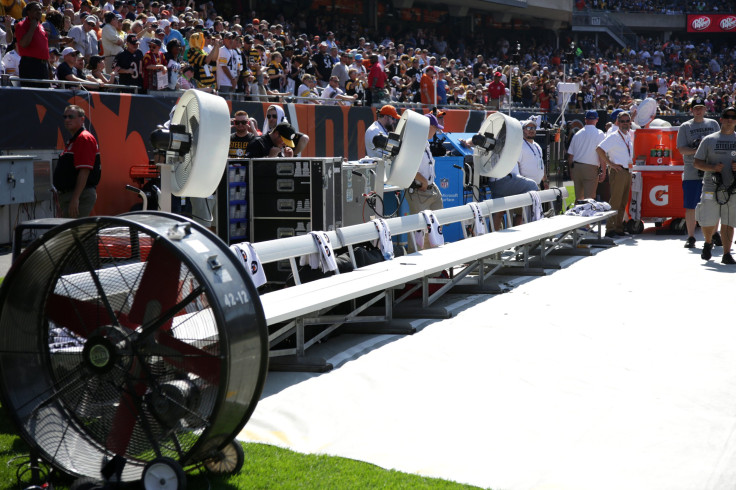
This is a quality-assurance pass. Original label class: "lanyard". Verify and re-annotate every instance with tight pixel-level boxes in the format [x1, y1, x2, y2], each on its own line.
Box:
[524, 140, 543, 169]
[618, 130, 630, 158]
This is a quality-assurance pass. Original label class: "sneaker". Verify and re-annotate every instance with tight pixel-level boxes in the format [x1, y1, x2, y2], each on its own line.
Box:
[722, 253, 736, 265]
[684, 236, 696, 248]
[702, 242, 713, 260]
[712, 232, 722, 247]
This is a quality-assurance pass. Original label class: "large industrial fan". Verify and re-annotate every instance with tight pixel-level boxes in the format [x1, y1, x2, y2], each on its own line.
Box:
[0, 90, 268, 489]
[373, 109, 430, 188]
[471, 112, 523, 179]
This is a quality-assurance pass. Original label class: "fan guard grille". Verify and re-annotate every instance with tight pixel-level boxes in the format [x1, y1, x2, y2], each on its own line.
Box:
[0, 213, 268, 481]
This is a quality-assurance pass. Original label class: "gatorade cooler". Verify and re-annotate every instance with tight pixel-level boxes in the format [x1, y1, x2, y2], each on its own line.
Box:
[633, 128, 682, 166]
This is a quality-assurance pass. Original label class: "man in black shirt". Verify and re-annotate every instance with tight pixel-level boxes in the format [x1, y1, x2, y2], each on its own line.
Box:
[56, 47, 87, 83]
[229, 111, 256, 158]
[246, 122, 296, 158]
[114, 34, 144, 89]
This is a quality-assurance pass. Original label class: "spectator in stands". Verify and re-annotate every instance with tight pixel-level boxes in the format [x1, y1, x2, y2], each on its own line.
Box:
[330, 50, 349, 89]
[16, 1, 50, 85]
[186, 30, 216, 91]
[86, 54, 112, 85]
[322, 74, 357, 105]
[56, 46, 87, 83]
[568, 110, 605, 200]
[164, 39, 181, 89]
[68, 14, 98, 62]
[141, 37, 165, 91]
[312, 41, 332, 87]
[367, 53, 388, 106]
[596, 110, 633, 237]
[487, 71, 505, 110]
[216, 31, 238, 94]
[101, 12, 124, 74]
[114, 33, 143, 90]
[419, 65, 437, 106]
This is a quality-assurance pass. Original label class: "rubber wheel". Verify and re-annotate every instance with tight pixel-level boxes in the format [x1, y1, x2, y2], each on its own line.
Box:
[626, 220, 644, 234]
[204, 440, 245, 475]
[70, 477, 104, 490]
[670, 218, 685, 232]
[142, 457, 187, 490]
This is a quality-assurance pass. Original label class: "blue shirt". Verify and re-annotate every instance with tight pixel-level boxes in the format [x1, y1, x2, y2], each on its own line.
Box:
[164, 29, 185, 48]
[437, 79, 448, 105]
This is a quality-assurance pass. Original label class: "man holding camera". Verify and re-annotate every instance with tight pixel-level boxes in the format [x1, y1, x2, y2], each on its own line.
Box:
[693, 106, 736, 264]
[677, 97, 721, 249]
[364, 105, 400, 158]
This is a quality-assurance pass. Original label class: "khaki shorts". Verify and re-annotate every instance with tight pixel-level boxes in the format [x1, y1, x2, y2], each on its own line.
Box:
[695, 190, 736, 227]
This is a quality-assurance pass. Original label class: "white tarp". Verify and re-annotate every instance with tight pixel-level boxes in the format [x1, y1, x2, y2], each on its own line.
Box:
[240, 232, 736, 490]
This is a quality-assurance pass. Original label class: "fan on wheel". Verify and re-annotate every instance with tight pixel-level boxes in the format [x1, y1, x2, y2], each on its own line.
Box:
[0, 90, 268, 490]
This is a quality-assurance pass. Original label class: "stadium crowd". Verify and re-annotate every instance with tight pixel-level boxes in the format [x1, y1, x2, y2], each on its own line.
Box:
[580, 0, 733, 13]
[0, 0, 735, 115]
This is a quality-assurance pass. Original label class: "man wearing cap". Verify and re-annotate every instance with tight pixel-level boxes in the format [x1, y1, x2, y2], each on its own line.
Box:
[677, 97, 721, 249]
[568, 111, 605, 200]
[322, 75, 357, 106]
[596, 110, 634, 238]
[216, 32, 238, 94]
[693, 106, 736, 264]
[365, 105, 400, 158]
[487, 71, 505, 110]
[56, 46, 87, 83]
[113, 34, 143, 89]
[68, 14, 99, 62]
[330, 51, 350, 90]
[312, 42, 333, 87]
[142, 37, 166, 91]
[517, 120, 548, 189]
[245, 121, 296, 158]
[606, 108, 623, 135]
[161, 18, 183, 46]
[101, 12, 124, 74]
[420, 66, 436, 106]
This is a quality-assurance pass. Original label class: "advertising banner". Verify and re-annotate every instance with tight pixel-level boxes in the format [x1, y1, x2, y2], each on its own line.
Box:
[687, 14, 736, 33]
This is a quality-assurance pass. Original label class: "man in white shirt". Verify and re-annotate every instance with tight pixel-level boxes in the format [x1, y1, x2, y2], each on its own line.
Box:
[517, 120, 547, 189]
[101, 12, 124, 74]
[596, 111, 633, 237]
[322, 75, 357, 106]
[68, 15, 99, 62]
[568, 111, 605, 200]
[216, 32, 237, 94]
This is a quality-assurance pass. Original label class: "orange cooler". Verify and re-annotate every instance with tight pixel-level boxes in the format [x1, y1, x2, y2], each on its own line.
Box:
[639, 171, 685, 218]
[634, 128, 682, 166]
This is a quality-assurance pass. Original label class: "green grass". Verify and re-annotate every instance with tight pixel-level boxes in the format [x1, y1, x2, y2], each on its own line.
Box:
[0, 404, 482, 489]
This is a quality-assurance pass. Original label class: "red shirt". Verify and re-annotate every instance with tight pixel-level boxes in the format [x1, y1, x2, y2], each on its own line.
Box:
[142, 51, 166, 90]
[420, 73, 436, 105]
[487, 80, 505, 100]
[15, 18, 49, 60]
[62, 129, 99, 171]
[368, 63, 387, 89]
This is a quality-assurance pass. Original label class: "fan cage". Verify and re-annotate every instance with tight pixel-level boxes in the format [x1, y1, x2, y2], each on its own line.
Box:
[0, 213, 268, 481]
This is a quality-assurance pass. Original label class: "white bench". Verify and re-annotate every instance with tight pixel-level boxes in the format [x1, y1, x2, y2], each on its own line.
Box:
[249, 189, 617, 371]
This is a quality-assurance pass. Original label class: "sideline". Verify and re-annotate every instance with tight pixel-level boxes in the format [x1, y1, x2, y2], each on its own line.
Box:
[239, 228, 736, 490]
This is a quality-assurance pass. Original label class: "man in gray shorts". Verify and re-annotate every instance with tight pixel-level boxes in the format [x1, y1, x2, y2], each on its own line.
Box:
[694, 106, 736, 264]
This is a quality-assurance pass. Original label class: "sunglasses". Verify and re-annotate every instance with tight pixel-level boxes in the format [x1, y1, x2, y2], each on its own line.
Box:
[234, 120, 248, 125]
[62, 114, 79, 119]
[266, 114, 278, 119]
[618, 119, 631, 123]
[723, 115, 736, 120]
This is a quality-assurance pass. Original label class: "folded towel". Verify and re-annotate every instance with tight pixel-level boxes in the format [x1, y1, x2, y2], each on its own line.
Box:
[371, 218, 394, 260]
[300, 231, 338, 273]
[230, 241, 268, 287]
[468, 202, 486, 236]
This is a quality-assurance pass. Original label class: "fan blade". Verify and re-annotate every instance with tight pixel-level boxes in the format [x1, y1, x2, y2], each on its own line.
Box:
[46, 293, 109, 339]
[154, 332, 221, 385]
[105, 373, 148, 457]
[127, 240, 182, 329]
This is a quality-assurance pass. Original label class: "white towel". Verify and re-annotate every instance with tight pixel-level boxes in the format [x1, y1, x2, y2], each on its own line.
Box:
[565, 199, 612, 217]
[414, 210, 445, 249]
[371, 218, 394, 260]
[300, 231, 338, 273]
[468, 202, 486, 236]
[529, 191, 542, 222]
[230, 242, 268, 288]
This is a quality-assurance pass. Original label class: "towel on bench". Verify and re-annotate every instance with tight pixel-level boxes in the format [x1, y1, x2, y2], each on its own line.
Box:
[565, 199, 612, 217]
[372, 218, 394, 260]
[529, 191, 542, 222]
[468, 202, 486, 236]
[299, 231, 338, 273]
[230, 242, 268, 287]
[414, 210, 444, 250]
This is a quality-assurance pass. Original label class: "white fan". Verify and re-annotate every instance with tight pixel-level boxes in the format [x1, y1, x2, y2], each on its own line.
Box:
[472, 112, 523, 178]
[373, 110, 430, 188]
[633, 97, 657, 128]
[150, 89, 231, 212]
[648, 118, 672, 128]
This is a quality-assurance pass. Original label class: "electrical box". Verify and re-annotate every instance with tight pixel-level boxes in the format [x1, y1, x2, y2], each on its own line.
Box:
[0, 156, 35, 205]
[342, 160, 384, 226]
